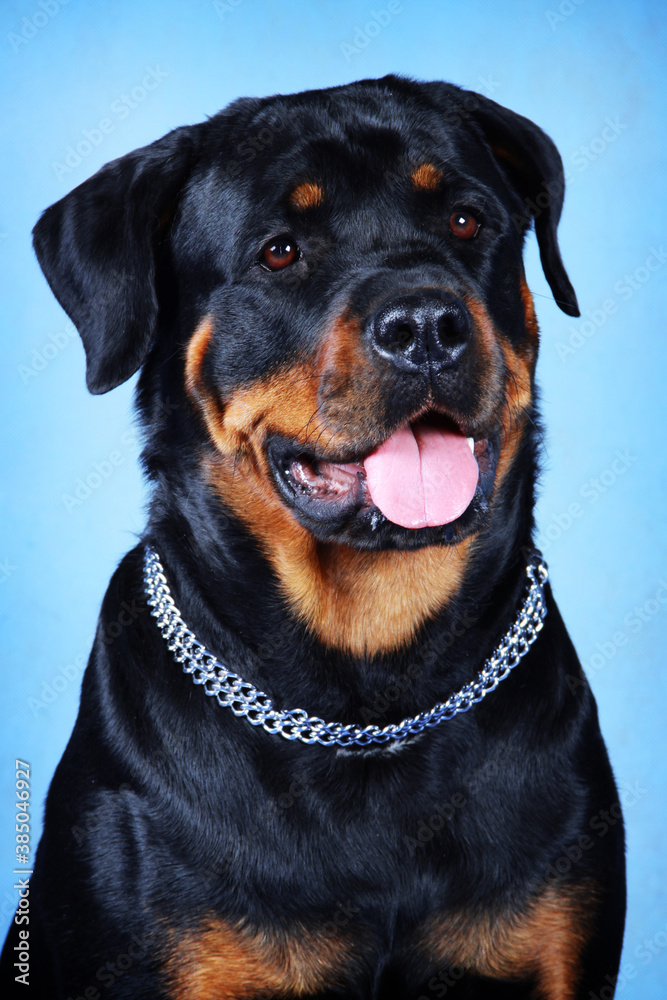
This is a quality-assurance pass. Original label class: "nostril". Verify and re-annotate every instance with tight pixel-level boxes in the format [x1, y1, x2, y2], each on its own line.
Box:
[436, 309, 469, 346]
[389, 322, 414, 351]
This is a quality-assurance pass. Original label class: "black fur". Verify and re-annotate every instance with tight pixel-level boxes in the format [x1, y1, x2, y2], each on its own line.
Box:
[3, 77, 624, 999]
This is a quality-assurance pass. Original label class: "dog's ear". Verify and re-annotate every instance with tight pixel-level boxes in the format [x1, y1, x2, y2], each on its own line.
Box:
[437, 88, 580, 317]
[467, 91, 579, 317]
[33, 126, 200, 393]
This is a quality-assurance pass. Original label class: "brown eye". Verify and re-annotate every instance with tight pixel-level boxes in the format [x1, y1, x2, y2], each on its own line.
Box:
[449, 210, 480, 240]
[260, 237, 299, 271]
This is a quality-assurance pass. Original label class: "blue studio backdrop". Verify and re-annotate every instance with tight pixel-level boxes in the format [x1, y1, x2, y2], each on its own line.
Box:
[1, 0, 666, 994]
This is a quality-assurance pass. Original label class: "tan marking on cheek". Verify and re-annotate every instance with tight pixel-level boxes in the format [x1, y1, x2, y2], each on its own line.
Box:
[289, 181, 324, 211]
[500, 339, 533, 420]
[187, 326, 337, 460]
[494, 334, 536, 490]
[163, 918, 356, 999]
[411, 163, 444, 191]
[463, 298, 507, 428]
[220, 365, 332, 453]
[318, 312, 365, 375]
[520, 277, 539, 342]
[185, 316, 213, 398]
[419, 883, 598, 1000]
[185, 316, 228, 437]
[465, 298, 536, 492]
[316, 313, 386, 435]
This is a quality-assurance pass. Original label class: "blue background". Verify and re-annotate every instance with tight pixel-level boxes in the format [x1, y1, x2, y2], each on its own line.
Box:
[1, 0, 665, 993]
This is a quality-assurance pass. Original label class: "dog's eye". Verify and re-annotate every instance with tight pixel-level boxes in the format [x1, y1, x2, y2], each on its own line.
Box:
[449, 210, 480, 240]
[260, 237, 300, 271]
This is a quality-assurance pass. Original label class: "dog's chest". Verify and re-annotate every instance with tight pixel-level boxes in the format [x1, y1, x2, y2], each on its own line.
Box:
[159, 880, 594, 999]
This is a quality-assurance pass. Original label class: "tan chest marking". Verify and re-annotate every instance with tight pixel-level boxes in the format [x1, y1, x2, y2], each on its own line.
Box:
[418, 883, 597, 999]
[163, 918, 358, 999]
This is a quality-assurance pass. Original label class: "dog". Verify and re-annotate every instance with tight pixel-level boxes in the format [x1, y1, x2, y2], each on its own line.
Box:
[2, 76, 625, 998]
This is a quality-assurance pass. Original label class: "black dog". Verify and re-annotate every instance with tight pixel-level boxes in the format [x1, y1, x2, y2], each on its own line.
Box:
[3, 76, 625, 998]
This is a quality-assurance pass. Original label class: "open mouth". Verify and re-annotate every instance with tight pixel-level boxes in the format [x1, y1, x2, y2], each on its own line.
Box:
[268, 413, 499, 541]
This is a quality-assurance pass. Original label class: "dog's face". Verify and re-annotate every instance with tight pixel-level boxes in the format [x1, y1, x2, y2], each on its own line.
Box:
[33, 77, 578, 652]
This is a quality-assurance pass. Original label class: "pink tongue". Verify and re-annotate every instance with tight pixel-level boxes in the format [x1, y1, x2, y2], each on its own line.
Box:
[363, 424, 479, 529]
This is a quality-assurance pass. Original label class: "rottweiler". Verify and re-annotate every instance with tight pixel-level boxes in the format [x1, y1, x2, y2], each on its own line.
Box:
[2, 76, 625, 999]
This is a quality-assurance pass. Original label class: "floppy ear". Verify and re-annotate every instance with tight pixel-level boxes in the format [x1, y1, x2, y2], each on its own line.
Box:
[435, 87, 580, 317]
[32, 126, 200, 393]
[463, 91, 579, 317]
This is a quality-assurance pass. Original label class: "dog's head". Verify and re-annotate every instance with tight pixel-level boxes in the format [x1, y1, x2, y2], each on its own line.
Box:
[34, 77, 577, 652]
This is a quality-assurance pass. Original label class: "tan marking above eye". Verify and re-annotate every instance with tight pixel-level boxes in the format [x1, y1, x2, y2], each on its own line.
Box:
[289, 181, 324, 211]
[411, 164, 443, 191]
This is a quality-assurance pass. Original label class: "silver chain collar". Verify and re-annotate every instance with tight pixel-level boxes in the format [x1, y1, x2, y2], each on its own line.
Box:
[143, 545, 548, 748]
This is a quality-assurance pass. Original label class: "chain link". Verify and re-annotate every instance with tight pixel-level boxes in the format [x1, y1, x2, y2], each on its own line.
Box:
[143, 545, 548, 747]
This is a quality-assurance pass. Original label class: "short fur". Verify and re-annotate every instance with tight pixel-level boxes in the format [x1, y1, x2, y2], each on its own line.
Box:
[2, 77, 625, 999]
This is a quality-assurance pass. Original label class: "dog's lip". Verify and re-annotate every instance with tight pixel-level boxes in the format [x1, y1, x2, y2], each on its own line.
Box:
[273, 411, 473, 467]
[267, 435, 371, 521]
[267, 413, 498, 527]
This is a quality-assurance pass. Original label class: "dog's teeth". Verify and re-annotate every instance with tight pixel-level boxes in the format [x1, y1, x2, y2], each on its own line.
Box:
[467, 437, 475, 454]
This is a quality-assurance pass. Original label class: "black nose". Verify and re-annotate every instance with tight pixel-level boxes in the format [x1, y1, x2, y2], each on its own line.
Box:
[369, 291, 471, 370]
